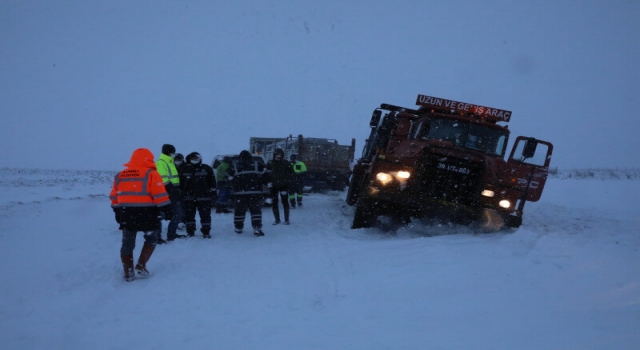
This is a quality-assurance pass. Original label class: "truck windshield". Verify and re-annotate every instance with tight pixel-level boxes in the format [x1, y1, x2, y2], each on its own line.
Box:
[414, 118, 508, 156]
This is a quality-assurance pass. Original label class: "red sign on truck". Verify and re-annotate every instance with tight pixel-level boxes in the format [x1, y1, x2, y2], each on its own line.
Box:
[415, 94, 512, 122]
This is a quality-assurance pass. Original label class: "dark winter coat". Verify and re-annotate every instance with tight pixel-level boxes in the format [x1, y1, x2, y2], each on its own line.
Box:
[265, 158, 294, 188]
[180, 161, 216, 201]
[232, 154, 267, 196]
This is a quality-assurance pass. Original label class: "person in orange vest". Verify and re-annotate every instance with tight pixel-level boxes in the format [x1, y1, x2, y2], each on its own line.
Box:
[110, 148, 174, 282]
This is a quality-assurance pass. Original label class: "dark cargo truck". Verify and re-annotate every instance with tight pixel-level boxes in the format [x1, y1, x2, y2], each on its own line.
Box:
[250, 135, 356, 191]
[346, 94, 553, 231]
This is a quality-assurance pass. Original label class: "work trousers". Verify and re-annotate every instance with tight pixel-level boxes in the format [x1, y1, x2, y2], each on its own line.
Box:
[270, 186, 290, 222]
[233, 195, 263, 230]
[121, 229, 160, 255]
[165, 200, 184, 239]
[184, 199, 212, 235]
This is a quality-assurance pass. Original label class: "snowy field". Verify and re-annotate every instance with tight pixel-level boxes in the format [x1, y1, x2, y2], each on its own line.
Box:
[0, 167, 639, 349]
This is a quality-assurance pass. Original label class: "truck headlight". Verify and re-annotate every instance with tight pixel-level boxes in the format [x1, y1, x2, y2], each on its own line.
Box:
[498, 200, 511, 209]
[376, 172, 393, 185]
[397, 171, 410, 179]
[481, 190, 495, 197]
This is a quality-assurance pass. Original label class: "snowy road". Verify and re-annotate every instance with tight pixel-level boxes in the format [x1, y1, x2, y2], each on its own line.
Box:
[0, 168, 638, 349]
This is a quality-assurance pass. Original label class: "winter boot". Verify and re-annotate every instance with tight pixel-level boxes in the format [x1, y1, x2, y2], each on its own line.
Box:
[121, 254, 135, 282]
[215, 205, 223, 214]
[167, 233, 186, 241]
[135, 244, 155, 277]
[253, 228, 265, 236]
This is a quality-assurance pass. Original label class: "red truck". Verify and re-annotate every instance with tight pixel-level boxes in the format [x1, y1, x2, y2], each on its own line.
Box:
[346, 94, 553, 231]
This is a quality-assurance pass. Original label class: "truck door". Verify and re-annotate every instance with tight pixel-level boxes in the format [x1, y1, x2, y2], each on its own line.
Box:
[506, 136, 554, 202]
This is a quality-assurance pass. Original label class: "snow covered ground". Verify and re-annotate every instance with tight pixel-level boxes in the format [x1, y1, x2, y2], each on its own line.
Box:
[0, 167, 639, 349]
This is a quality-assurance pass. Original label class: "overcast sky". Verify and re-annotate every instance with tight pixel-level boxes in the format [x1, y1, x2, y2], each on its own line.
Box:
[1, 0, 639, 170]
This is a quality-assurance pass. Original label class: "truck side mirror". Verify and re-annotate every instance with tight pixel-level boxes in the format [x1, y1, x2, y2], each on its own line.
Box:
[370, 110, 382, 128]
[522, 138, 538, 159]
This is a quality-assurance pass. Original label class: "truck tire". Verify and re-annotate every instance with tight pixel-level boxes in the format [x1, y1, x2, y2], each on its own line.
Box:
[352, 200, 378, 229]
[346, 172, 366, 206]
[477, 209, 505, 233]
[504, 215, 522, 228]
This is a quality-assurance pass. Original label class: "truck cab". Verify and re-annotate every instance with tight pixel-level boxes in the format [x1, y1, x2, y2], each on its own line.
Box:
[346, 94, 553, 230]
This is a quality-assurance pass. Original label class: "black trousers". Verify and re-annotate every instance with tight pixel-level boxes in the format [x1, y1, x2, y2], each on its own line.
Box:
[121, 229, 160, 255]
[289, 175, 304, 204]
[270, 186, 290, 222]
[184, 199, 212, 235]
[233, 195, 263, 230]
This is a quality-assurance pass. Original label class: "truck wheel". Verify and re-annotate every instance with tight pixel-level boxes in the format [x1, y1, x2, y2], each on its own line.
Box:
[346, 173, 365, 206]
[352, 200, 378, 229]
[477, 209, 505, 233]
[504, 215, 522, 228]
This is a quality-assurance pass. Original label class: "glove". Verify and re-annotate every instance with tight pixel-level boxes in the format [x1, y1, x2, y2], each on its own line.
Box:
[113, 207, 123, 224]
[267, 182, 273, 188]
[159, 205, 173, 221]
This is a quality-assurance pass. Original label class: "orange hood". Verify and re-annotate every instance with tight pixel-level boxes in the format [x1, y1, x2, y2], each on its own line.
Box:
[124, 148, 157, 169]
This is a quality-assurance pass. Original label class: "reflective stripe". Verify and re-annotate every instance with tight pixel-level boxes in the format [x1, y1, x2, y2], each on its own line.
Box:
[233, 190, 264, 195]
[113, 202, 159, 207]
[155, 198, 171, 206]
[114, 169, 152, 198]
[158, 159, 180, 184]
[118, 191, 150, 196]
[113, 169, 166, 205]
[114, 169, 152, 192]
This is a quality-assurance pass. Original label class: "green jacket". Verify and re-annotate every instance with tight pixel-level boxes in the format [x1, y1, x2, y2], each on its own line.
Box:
[215, 161, 230, 181]
[292, 160, 307, 174]
[215, 160, 233, 189]
[156, 153, 180, 186]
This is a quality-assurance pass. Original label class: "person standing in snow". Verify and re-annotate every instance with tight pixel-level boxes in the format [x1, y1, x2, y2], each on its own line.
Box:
[265, 148, 294, 225]
[110, 148, 174, 282]
[215, 156, 234, 214]
[231, 150, 267, 236]
[288, 154, 307, 208]
[173, 153, 185, 169]
[179, 152, 216, 238]
[155, 144, 186, 242]
[173, 153, 187, 231]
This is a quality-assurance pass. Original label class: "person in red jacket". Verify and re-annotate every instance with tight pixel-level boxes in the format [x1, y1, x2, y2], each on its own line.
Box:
[110, 148, 173, 282]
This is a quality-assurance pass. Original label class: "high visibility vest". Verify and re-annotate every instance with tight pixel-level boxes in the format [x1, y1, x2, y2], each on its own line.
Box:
[110, 168, 171, 208]
[156, 153, 180, 186]
[292, 161, 307, 174]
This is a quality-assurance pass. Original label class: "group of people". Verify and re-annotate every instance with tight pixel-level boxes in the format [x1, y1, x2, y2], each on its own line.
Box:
[109, 144, 307, 281]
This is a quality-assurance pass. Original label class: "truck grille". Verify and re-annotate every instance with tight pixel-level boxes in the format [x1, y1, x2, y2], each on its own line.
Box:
[419, 155, 483, 206]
